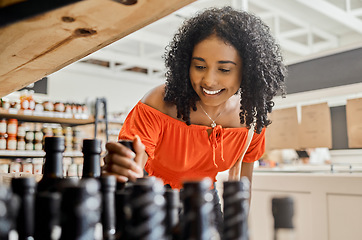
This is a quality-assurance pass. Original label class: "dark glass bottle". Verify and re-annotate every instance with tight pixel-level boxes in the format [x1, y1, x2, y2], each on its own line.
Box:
[223, 177, 250, 240]
[164, 188, 180, 240]
[59, 178, 102, 240]
[115, 184, 132, 240]
[182, 178, 220, 240]
[82, 139, 102, 178]
[11, 177, 36, 240]
[37, 136, 65, 192]
[272, 197, 295, 240]
[100, 175, 117, 240]
[128, 177, 166, 240]
[34, 191, 61, 240]
[0, 185, 20, 240]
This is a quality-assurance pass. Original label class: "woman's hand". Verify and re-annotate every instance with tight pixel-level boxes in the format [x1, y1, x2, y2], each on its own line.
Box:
[102, 135, 147, 182]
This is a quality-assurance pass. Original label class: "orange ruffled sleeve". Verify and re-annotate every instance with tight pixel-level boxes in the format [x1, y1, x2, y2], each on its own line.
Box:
[118, 102, 162, 159]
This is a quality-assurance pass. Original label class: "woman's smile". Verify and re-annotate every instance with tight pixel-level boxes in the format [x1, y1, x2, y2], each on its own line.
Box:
[202, 87, 224, 95]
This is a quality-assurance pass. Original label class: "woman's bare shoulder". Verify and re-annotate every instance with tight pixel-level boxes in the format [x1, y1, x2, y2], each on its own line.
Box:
[141, 84, 174, 115]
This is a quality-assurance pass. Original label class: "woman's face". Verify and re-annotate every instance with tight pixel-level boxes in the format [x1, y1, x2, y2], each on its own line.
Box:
[189, 34, 242, 107]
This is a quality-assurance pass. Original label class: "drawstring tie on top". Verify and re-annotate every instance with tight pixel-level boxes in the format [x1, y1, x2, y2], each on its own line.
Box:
[209, 125, 225, 168]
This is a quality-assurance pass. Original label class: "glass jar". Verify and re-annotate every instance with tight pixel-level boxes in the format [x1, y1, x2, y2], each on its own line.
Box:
[0, 118, 7, 134]
[9, 160, 21, 173]
[7, 135, 17, 150]
[54, 102, 65, 112]
[25, 141, 34, 151]
[7, 118, 18, 136]
[22, 159, 33, 174]
[33, 158, 43, 175]
[34, 101, 44, 112]
[43, 101, 54, 111]
[17, 136, 26, 151]
[1, 98, 10, 110]
[34, 131, 43, 142]
[34, 140, 43, 151]
[0, 163, 9, 173]
[0, 134, 6, 150]
[25, 131, 34, 143]
[17, 122, 26, 138]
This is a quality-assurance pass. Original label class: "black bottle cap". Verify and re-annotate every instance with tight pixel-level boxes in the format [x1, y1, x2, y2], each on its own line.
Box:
[272, 197, 294, 229]
[44, 137, 65, 152]
[82, 139, 102, 155]
[118, 140, 135, 153]
[11, 177, 36, 193]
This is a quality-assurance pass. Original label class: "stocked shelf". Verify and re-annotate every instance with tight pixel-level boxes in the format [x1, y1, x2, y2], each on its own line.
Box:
[0, 109, 94, 125]
[0, 150, 83, 158]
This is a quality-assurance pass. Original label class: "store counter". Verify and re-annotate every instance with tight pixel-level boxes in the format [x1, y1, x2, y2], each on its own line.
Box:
[249, 168, 362, 240]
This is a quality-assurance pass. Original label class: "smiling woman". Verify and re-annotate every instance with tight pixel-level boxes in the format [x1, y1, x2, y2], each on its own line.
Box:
[102, 6, 286, 235]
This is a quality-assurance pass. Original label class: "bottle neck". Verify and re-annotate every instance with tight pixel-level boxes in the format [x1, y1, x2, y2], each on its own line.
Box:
[82, 154, 101, 178]
[43, 152, 64, 178]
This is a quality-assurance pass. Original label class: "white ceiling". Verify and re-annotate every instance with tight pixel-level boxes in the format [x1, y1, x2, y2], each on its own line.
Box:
[69, 0, 362, 83]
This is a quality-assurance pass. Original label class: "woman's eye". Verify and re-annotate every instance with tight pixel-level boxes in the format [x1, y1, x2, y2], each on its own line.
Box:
[195, 65, 205, 70]
[219, 68, 230, 73]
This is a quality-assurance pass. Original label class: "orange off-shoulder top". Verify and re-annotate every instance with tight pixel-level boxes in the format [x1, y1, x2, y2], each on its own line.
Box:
[119, 101, 265, 189]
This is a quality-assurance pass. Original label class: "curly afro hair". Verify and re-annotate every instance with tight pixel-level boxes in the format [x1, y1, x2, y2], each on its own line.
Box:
[163, 6, 287, 134]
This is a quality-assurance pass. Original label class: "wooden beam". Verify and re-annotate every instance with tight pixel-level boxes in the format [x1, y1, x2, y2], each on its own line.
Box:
[0, 0, 195, 97]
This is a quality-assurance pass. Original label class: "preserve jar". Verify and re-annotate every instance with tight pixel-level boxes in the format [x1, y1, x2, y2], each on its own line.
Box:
[0, 118, 6, 134]
[0, 134, 6, 150]
[7, 135, 17, 150]
[7, 119, 18, 135]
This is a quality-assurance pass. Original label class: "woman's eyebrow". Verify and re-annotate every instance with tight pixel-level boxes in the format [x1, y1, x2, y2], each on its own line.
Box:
[192, 57, 236, 65]
[218, 60, 236, 65]
[192, 57, 205, 62]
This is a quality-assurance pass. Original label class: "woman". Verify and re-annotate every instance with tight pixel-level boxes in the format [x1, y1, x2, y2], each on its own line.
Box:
[103, 5, 286, 212]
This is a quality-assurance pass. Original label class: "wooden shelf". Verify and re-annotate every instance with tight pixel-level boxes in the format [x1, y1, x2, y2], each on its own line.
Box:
[0, 0, 195, 98]
[0, 109, 94, 125]
[0, 150, 83, 158]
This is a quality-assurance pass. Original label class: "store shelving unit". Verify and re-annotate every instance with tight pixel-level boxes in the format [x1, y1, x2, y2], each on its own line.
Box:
[0, 109, 94, 126]
[0, 150, 83, 158]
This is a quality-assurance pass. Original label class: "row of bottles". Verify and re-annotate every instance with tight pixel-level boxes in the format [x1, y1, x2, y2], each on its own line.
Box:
[0, 120, 83, 152]
[0, 90, 89, 118]
[0, 136, 295, 240]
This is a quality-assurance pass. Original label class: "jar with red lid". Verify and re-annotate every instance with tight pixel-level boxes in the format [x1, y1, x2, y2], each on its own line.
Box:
[7, 119, 18, 136]
[7, 135, 17, 150]
[0, 134, 6, 150]
[0, 118, 6, 134]
[43, 101, 54, 111]
[54, 102, 65, 112]
[64, 103, 72, 114]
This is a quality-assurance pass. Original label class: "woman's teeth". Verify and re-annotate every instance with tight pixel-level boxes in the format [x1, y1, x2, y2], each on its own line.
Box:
[203, 88, 222, 95]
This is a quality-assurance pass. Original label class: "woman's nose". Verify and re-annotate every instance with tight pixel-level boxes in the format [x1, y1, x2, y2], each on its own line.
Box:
[202, 69, 217, 86]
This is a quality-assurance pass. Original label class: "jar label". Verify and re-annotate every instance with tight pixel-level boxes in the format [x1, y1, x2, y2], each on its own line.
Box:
[0, 122, 6, 133]
[17, 141, 26, 150]
[0, 139, 6, 150]
[22, 164, 33, 174]
[7, 124, 17, 134]
[7, 139, 17, 150]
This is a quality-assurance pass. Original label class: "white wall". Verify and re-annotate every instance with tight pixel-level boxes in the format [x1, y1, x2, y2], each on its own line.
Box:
[47, 64, 164, 114]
